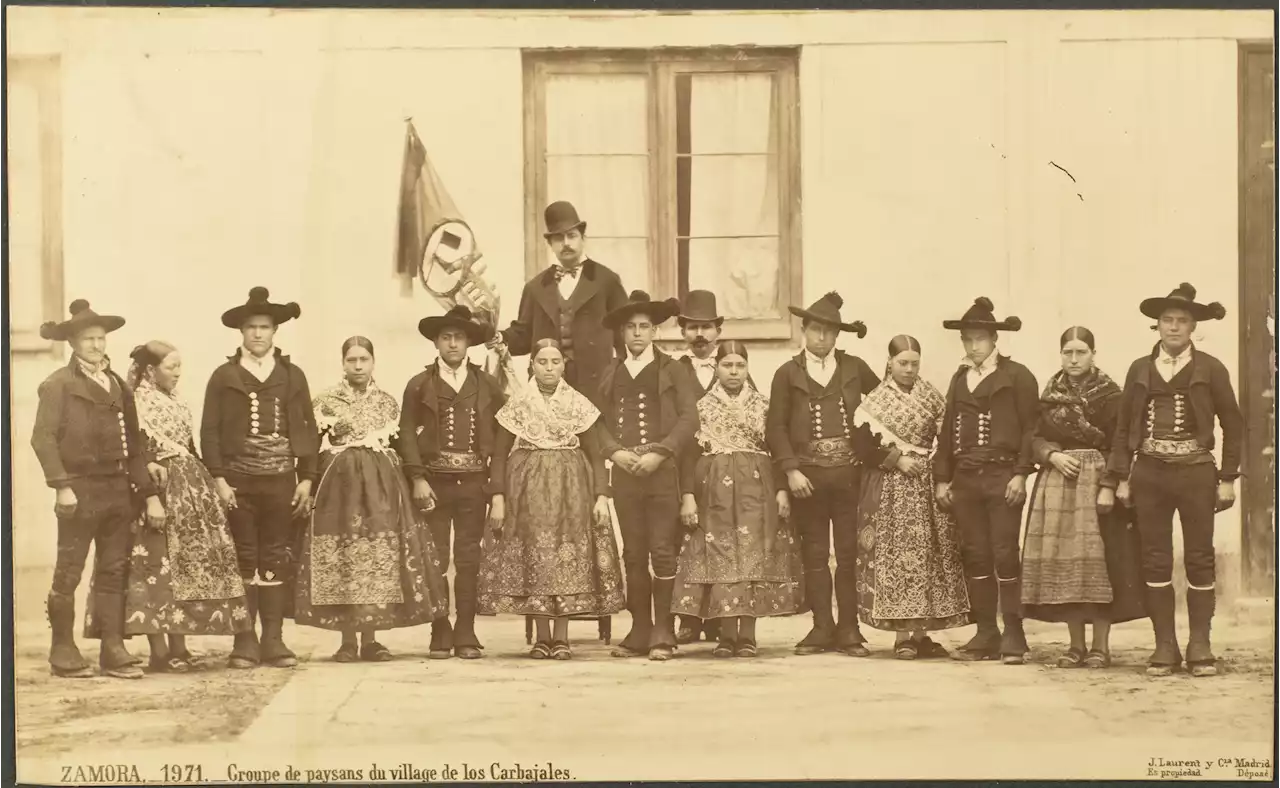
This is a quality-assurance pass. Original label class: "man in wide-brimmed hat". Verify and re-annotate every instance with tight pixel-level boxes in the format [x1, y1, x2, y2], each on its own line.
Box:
[31, 300, 166, 680]
[766, 291, 887, 657]
[594, 291, 701, 660]
[934, 297, 1039, 665]
[202, 286, 319, 670]
[489, 200, 628, 407]
[1101, 283, 1241, 678]
[399, 305, 506, 659]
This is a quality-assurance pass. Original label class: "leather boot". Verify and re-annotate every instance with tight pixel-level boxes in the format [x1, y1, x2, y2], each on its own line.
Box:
[229, 584, 260, 669]
[835, 566, 869, 657]
[613, 567, 652, 656]
[428, 617, 454, 660]
[257, 585, 297, 668]
[47, 593, 93, 678]
[796, 568, 837, 655]
[1145, 585, 1182, 677]
[648, 577, 678, 660]
[452, 569, 484, 659]
[676, 615, 702, 645]
[953, 577, 1002, 661]
[701, 617, 721, 642]
[1185, 588, 1218, 677]
[95, 593, 143, 679]
[998, 578, 1030, 665]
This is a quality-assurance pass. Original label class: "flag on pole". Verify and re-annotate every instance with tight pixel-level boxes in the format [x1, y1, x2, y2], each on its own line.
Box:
[394, 120, 480, 296]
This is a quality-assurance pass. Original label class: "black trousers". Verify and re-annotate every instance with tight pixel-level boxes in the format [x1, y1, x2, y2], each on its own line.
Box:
[1130, 457, 1217, 588]
[50, 475, 135, 600]
[225, 471, 297, 585]
[612, 462, 681, 580]
[950, 464, 1024, 580]
[792, 464, 861, 574]
[424, 471, 488, 623]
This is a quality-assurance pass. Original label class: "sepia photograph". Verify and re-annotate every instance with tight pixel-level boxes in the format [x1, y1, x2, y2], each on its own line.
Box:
[5, 3, 1276, 783]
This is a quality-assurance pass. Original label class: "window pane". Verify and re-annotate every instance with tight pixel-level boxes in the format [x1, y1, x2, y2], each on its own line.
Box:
[545, 73, 648, 155]
[7, 80, 45, 334]
[686, 237, 779, 319]
[574, 237, 651, 295]
[547, 154, 650, 238]
[687, 154, 778, 237]
[690, 72, 774, 155]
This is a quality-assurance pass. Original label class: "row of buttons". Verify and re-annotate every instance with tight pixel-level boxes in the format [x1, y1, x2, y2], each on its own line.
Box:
[248, 391, 282, 439]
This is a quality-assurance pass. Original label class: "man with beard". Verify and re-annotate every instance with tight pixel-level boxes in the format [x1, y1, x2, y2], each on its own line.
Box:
[489, 201, 628, 405]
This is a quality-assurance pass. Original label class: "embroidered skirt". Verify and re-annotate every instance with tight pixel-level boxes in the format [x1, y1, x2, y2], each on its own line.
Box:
[855, 457, 972, 632]
[478, 447, 625, 617]
[673, 452, 805, 619]
[1022, 448, 1147, 623]
[115, 454, 251, 636]
[293, 447, 449, 631]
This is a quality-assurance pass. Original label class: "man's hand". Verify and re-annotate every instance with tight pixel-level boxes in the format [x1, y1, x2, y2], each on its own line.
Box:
[787, 469, 814, 499]
[1215, 480, 1236, 513]
[1004, 475, 1027, 507]
[592, 496, 613, 528]
[1096, 486, 1115, 515]
[215, 477, 238, 511]
[412, 478, 437, 512]
[1116, 480, 1132, 509]
[896, 455, 924, 478]
[144, 496, 167, 531]
[147, 462, 169, 489]
[610, 450, 642, 475]
[633, 453, 666, 477]
[679, 494, 699, 529]
[776, 490, 791, 520]
[485, 333, 505, 351]
[291, 480, 314, 519]
[54, 486, 78, 518]
[935, 482, 953, 510]
[488, 494, 505, 535]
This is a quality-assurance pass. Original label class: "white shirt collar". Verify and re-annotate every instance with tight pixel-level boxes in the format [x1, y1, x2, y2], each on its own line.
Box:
[964, 352, 999, 375]
[624, 344, 656, 376]
[804, 349, 834, 369]
[1158, 344, 1193, 364]
[688, 350, 717, 368]
[438, 360, 469, 393]
[240, 348, 277, 382]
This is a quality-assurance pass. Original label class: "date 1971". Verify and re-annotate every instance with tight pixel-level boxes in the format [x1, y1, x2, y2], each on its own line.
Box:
[61, 764, 204, 783]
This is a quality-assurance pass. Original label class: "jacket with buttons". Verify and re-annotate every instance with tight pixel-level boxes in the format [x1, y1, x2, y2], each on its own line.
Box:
[934, 355, 1040, 482]
[397, 361, 506, 490]
[596, 349, 701, 474]
[30, 358, 157, 497]
[765, 350, 880, 473]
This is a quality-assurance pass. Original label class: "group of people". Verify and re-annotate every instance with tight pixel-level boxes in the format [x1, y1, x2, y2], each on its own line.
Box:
[32, 200, 1242, 680]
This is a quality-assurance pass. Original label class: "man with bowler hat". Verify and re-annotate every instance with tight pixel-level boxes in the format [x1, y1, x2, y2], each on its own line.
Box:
[596, 291, 702, 660]
[1102, 283, 1242, 678]
[400, 305, 506, 659]
[766, 292, 884, 657]
[32, 299, 166, 679]
[202, 287, 319, 670]
[489, 201, 629, 406]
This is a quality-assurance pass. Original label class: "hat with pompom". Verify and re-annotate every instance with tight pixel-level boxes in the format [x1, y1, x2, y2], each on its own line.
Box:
[39, 299, 126, 342]
[788, 291, 867, 337]
[221, 287, 302, 329]
[1139, 282, 1226, 322]
[942, 296, 1022, 332]
[602, 290, 682, 331]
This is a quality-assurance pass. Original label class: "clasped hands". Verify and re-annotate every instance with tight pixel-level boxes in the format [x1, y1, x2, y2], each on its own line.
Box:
[611, 449, 666, 477]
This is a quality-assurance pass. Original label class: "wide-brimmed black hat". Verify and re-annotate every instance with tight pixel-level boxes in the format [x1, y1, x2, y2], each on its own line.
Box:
[942, 297, 1022, 332]
[40, 299, 126, 342]
[677, 290, 725, 328]
[602, 290, 681, 331]
[543, 200, 587, 238]
[788, 291, 867, 337]
[1139, 282, 1226, 322]
[418, 305, 493, 344]
[221, 287, 301, 329]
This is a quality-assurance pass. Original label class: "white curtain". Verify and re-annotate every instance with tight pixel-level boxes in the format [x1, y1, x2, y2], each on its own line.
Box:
[7, 79, 45, 334]
[685, 72, 780, 319]
[545, 74, 651, 293]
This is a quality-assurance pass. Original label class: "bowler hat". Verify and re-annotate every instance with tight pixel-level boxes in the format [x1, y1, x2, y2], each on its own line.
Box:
[419, 305, 493, 344]
[788, 291, 867, 337]
[221, 287, 301, 329]
[602, 290, 681, 331]
[543, 201, 587, 238]
[677, 290, 725, 328]
[942, 297, 1022, 332]
[1139, 282, 1226, 322]
[40, 299, 126, 342]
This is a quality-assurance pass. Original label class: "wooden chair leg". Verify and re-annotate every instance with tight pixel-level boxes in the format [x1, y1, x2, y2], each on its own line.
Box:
[601, 616, 612, 645]
[525, 616, 533, 645]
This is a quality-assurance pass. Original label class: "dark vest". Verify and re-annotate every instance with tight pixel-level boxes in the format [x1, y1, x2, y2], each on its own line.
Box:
[613, 361, 661, 446]
[437, 373, 480, 455]
[238, 364, 291, 439]
[953, 374, 1000, 456]
[1145, 361, 1197, 442]
[806, 374, 851, 442]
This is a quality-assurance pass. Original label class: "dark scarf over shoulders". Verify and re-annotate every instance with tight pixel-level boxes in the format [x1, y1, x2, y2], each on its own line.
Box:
[1039, 367, 1121, 450]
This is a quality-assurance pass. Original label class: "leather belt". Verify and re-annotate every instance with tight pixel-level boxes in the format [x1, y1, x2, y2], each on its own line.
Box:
[426, 451, 485, 473]
[1141, 437, 1207, 458]
[798, 437, 855, 467]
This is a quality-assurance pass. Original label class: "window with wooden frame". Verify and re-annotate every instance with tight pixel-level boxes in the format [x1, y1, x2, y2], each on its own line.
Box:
[523, 48, 801, 345]
[7, 56, 65, 356]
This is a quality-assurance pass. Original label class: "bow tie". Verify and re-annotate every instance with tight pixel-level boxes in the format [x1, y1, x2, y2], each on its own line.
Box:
[692, 358, 716, 369]
[554, 265, 580, 282]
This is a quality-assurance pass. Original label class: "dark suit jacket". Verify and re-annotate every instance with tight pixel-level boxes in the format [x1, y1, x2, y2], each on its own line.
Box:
[397, 361, 506, 492]
[501, 259, 628, 406]
[1104, 346, 1243, 487]
[30, 358, 156, 497]
[934, 355, 1040, 482]
[765, 350, 880, 473]
[200, 349, 320, 481]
